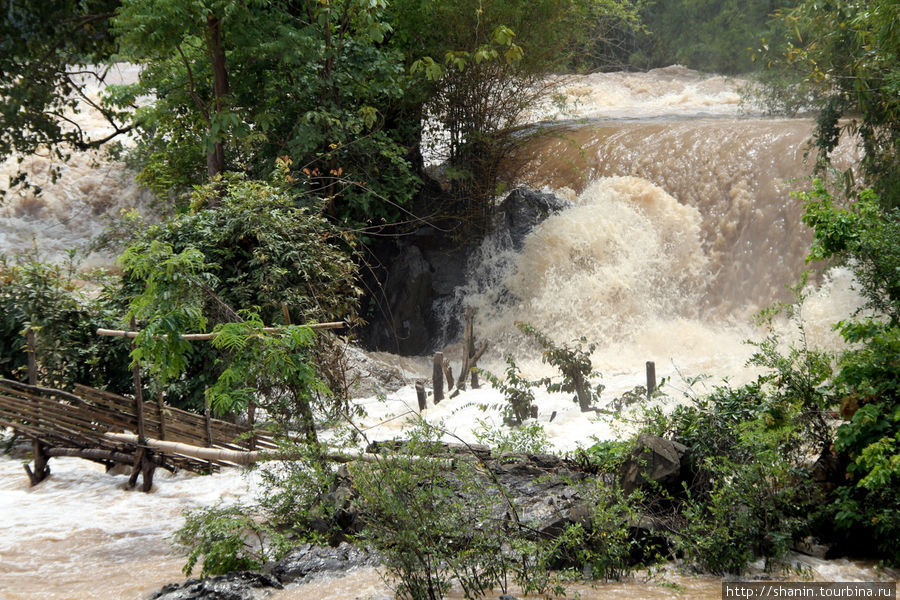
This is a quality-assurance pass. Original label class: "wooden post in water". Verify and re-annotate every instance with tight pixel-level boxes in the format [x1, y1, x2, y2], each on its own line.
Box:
[646, 361, 656, 398]
[432, 352, 444, 404]
[415, 382, 427, 412]
[442, 359, 454, 393]
[247, 398, 257, 451]
[25, 328, 37, 386]
[24, 440, 50, 486]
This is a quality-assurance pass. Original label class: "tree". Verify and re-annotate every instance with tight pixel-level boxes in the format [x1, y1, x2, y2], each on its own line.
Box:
[118, 160, 361, 409]
[625, 0, 795, 74]
[109, 0, 420, 223]
[387, 0, 642, 231]
[0, 0, 129, 197]
[755, 0, 900, 205]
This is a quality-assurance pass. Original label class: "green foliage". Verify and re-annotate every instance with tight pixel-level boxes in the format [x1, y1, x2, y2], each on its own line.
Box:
[518, 322, 604, 410]
[827, 321, 900, 563]
[755, 0, 900, 203]
[472, 418, 551, 454]
[546, 480, 645, 580]
[799, 182, 900, 321]
[350, 421, 510, 600]
[477, 355, 537, 425]
[110, 0, 419, 224]
[572, 438, 631, 472]
[120, 167, 360, 409]
[208, 315, 329, 442]
[0, 254, 132, 392]
[628, 0, 796, 74]
[390, 0, 642, 230]
[175, 503, 289, 577]
[0, 0, 128, 197]
[651, 306, 835, 573]
[253, 438, 346, 544]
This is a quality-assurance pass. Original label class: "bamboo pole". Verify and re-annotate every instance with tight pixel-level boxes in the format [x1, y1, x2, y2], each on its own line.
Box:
[156, 390, 167, 440]
[130, 317, 146, 442]
[103, 433, 455, 466]
[96, 322, 345, 340]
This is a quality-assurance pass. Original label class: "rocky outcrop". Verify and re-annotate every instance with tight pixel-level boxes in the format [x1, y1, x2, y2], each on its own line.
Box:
[269, 542, 375, 584]
[359, 187, 570, 355]
[149, 572, 281, 600]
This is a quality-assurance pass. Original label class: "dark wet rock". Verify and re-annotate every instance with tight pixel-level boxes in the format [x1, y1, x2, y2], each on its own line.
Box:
[498, 187, 571, 251]
[620, 433, 689, 495]
[794, 536, 831, 559]
[359, 187, 569, 355]
[148, 571, 281, 600]
[378, 245, 434, 355]
[270, 542, 374, 585]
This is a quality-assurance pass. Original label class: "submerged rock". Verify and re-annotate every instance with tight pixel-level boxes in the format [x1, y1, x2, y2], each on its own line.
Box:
[148, 571, 281, 600]
[270, 542, 375, 584]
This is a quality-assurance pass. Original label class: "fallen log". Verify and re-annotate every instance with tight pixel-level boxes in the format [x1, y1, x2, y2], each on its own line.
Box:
[104, 433, 467, 467]
[106, 432, 260, 466]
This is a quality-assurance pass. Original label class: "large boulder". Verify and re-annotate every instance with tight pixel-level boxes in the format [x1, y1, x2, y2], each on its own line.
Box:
[619, 434, 689, 495]
[498, 188, 571, 251]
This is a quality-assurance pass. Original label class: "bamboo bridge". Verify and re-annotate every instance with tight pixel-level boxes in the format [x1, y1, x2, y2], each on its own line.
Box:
[0, 378, 276, 491]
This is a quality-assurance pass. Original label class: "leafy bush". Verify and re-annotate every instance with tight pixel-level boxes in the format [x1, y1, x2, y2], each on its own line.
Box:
[795, 183, 900, 564]
[546, 480, 645, 581]
[472, 418, 551, 455]
[0, 254, 132, 392]
[477, 354, 538, 425]
[517, 322, 604, 411]
[349, 421, 510, 600]
[119, 164, 361, 410]
[649, 307, 832, 573]
[175, 504, 289, 577]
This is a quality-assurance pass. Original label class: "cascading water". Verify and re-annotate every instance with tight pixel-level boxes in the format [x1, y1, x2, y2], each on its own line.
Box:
[0, 67, 885, 599]
[0, 64, 150, 267]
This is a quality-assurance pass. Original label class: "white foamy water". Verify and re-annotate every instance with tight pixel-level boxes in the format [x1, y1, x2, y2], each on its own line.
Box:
[0, 453, 254, 599]
[0, 64, 150, 266]
[531, 65, 749, 122]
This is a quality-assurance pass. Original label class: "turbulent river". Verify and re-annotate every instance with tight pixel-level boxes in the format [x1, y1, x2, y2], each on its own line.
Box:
[1, 66, 894, 598]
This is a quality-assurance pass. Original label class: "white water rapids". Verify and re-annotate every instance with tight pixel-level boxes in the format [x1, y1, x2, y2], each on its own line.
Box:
[1, 66, 892, 598]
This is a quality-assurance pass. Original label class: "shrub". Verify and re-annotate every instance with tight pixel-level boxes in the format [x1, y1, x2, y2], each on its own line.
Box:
[477, 354, 538, 426]
[0, 254, 132, 392]
[349, 421, 510, 600]
[175, 504, 289, 577]
[517, 322, 604, 411]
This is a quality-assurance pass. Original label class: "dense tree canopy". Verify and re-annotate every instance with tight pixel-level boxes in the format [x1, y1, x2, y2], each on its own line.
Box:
[756, 0, 900, 204]
[0, 0, 128, 195]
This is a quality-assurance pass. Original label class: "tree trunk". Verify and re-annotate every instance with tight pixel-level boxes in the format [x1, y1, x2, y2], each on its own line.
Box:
[205, 14, 228, 179]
